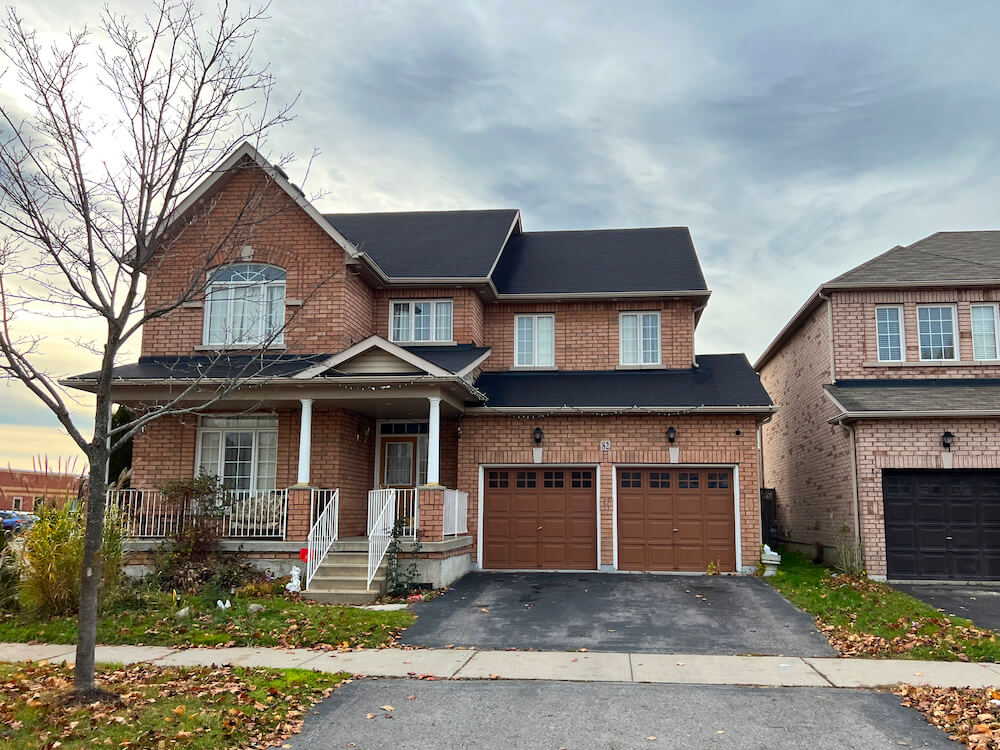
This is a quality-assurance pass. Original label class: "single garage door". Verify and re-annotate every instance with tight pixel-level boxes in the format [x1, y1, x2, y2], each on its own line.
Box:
[617, 467, 737, 572]
[483, 467, 597, 570]
[884, 469, 1000, 580]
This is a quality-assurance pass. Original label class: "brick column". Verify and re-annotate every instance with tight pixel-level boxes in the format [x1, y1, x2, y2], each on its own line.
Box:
[417, 486, 444, 542]
[286, 486, 313, 541]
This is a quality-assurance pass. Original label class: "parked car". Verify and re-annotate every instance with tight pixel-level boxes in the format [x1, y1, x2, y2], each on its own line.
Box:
[0, 511, 35, 533]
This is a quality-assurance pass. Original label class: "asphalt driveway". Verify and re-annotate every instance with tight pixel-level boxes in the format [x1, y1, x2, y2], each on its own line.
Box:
[893, 583, 1000, 630]
[400, 572, 835, 656]
[289, 679, 950, 750]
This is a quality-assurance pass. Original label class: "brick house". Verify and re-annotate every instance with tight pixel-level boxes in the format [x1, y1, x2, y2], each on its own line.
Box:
[757, 232, 1000, 581]
[0, 469, 80, 512]
[66, 143, 774, 602]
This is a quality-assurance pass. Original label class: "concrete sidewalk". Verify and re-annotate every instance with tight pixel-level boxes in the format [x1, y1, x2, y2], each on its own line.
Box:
[3, 642, 1000, 689]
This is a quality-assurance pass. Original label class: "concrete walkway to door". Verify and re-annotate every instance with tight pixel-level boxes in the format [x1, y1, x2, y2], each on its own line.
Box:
[399, 572, 836, 656]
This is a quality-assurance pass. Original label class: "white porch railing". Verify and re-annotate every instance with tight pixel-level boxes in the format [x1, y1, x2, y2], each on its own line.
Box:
[394, 488, 419, 538]
[306, 488, 339, 590]
[108, 488, 288, 539]
[443, 489, 468, 536]
[367, 489, 397, 590]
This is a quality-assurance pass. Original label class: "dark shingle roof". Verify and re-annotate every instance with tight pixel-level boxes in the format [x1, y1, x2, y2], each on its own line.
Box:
[400, 345, 489, 373]
[325, 210, 518, 278]
[471, 354, 771, 408]
[491, 228, 708, 295]
[826, 379, 1000, 414]
[829, 231, 1000, 286]
[66, 354, 331, 382]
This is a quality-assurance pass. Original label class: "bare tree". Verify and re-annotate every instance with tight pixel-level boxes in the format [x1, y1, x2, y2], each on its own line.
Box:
[0, 1, 325, 697]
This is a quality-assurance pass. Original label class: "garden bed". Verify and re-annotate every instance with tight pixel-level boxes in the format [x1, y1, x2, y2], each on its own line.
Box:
[768, 551, 1000, 661]
[0, 661, 346, 749]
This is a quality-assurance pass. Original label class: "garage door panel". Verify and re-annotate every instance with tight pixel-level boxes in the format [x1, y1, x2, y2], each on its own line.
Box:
[884, 469, 1000, 580]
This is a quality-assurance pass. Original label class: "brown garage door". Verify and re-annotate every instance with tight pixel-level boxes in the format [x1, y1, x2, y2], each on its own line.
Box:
[483, 467, 597, 570]
[617, 468, 736, 572]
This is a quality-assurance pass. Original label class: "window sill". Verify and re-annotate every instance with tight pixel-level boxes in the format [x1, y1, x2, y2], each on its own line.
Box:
[194, 344, 287, 352]
[864, 359, 989, 368]
[510, 365, 558, 371]
[616, 364, 666, 370]
[390, 341, 457, 347]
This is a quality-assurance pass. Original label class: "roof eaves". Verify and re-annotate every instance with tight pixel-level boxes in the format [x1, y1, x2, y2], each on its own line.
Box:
[753, 288, 826, 371]
[495, 289, 713, 301]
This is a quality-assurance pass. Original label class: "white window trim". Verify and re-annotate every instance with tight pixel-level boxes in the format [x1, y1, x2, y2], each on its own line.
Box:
[11, 497, 22, 511]
[513, 313, 556, 369]
[194, 416, 279, 494]
[202, 265, 286, 348]
[971, 303, 1000, 361]
[916, 304, 960, 362]
[388, 299, 454, 343]
[875, 304, 905, 362]
[619, 311, 662, 367]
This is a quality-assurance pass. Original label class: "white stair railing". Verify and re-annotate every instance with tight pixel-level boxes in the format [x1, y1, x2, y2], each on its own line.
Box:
[305, 489, 339, 590]
[367, 488, 397, 590]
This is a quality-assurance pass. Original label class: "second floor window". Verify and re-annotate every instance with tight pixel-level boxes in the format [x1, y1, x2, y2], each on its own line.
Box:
[972, 304, 1000, 360]
[875, 306, 904, 362]
[620, 312, 661, 366]
[197, 416, 278, 493]
[917, 305, 958, 361]
[515, 314, 554, 367]
[390, 300, 453, 342]
[204, 264, 286, 347]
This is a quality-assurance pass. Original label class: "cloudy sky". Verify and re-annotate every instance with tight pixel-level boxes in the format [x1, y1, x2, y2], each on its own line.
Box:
[3, 0, 1000, 469]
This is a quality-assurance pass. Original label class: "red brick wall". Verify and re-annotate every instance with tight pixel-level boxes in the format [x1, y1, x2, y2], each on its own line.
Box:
[832, 287, 1000, 379]
[758, 301, 856, 550]
[373, 288, 485, 345]
[479, 299, 695, 371]
[140, 165, 373, 357]
[853, 417, 1000, 577]
[457, 413, 762, 569]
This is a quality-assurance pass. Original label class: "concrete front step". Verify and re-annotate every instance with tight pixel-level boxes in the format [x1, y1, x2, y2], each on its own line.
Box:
[330, 539, 369, 553]
[317, 552, 369, 567]
[309, 575, 384, 592]
[304, 589, 381, 606]
[315, 563, 382, 578]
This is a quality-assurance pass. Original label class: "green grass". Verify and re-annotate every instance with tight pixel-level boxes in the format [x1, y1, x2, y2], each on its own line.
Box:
[769, 551, 1000, 661]
[0, 661, 346, 749]
[0, 591, 414, 650]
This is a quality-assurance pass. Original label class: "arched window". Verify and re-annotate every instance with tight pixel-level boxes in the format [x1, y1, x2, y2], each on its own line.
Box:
[204, 264, 286, 346]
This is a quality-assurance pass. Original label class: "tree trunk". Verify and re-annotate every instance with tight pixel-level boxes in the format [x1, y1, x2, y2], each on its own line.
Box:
[74, 435, 109, 694]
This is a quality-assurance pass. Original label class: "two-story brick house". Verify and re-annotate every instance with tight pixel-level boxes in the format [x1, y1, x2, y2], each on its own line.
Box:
[757, 232, 1000, 581]
[67, 143, 774, 602]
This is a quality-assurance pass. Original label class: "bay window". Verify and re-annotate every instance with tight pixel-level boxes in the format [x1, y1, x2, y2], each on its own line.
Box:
[390, 300, 453, 342]
[620, 311, 661, 366]
[515, 314, 555, 367]
[204, 264, 286, 347]
[196, 416, 278, 494]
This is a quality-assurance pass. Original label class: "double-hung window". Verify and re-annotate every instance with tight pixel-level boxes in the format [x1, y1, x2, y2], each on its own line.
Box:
[972, 304, 1000, 360]
[917, 305, 958, 361]
[620, 312, 661, 366]
[204, 264, 286, 347]
[514, 314, 554, 367]
[196, 416, 278, 494]
[875, 305, 904, 362]
[390, 300, 453, 342]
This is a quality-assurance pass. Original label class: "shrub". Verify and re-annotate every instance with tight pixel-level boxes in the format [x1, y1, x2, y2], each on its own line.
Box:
[833, 523, 866, 578]
[12, 503, 125, 617]
[0, 531, 18, 611]
[152, 476, 231, 592]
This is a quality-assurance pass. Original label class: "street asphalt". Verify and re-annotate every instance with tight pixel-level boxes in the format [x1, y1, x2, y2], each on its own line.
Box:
[400, 571, 836, 656]
[288, 679, 952, 750]
[893, 583, 1000, 631]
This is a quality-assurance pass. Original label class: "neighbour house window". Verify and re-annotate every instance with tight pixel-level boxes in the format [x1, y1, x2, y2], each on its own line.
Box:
[875, 306, 904, 362]
[12, 497, 21, 511]
[620, 312, 661, 366]
[204, 264, 286, 347]
[917, 305, 958, 360]
[514, 314, 555, 367]
[971, 304, 1000, 360]
[389, 300, 453, 342]
[33, 497, 44, 510]
[196, 416, 278, 494]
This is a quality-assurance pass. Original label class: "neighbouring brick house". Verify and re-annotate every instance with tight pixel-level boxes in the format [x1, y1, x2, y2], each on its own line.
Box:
[66, 142, 774, 602]
[0, 469, 80, 512]
[757, 232, 1000, 581]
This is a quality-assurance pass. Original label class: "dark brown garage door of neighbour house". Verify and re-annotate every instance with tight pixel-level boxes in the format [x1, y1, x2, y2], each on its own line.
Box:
[482, 467, 598, 570]
[883, 469, 1000, 580]
[617, 468, 737, 573]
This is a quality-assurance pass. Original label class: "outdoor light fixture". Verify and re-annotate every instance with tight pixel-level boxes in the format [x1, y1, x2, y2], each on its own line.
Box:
[942, 431, 955, 450]
[534, 427, 544, 445]
[667, 426, 677, 444]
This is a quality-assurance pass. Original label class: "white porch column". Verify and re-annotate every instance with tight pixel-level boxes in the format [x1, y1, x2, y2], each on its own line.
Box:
[297, 398, 313, 485]
[427, 396, 442, 486]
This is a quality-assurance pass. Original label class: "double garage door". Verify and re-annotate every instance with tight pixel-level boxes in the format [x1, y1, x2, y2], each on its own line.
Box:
[884, 469, 1000, 580]
[482, 466, 736, 572]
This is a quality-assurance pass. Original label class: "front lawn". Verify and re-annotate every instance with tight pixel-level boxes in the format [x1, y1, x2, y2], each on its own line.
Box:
[769, 551, 1000, 661]
[0, 661, 346, 749]
[0, 591, 414, 650]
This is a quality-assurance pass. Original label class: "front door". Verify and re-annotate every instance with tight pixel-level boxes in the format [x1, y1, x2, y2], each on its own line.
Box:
[380, 436, 418, 489]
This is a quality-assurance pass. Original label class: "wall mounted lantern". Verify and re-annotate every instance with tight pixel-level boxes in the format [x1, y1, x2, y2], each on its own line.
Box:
[667, 426, 677, 444]
[533, 427, 544, 445]
[942, 431, 955, 450]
